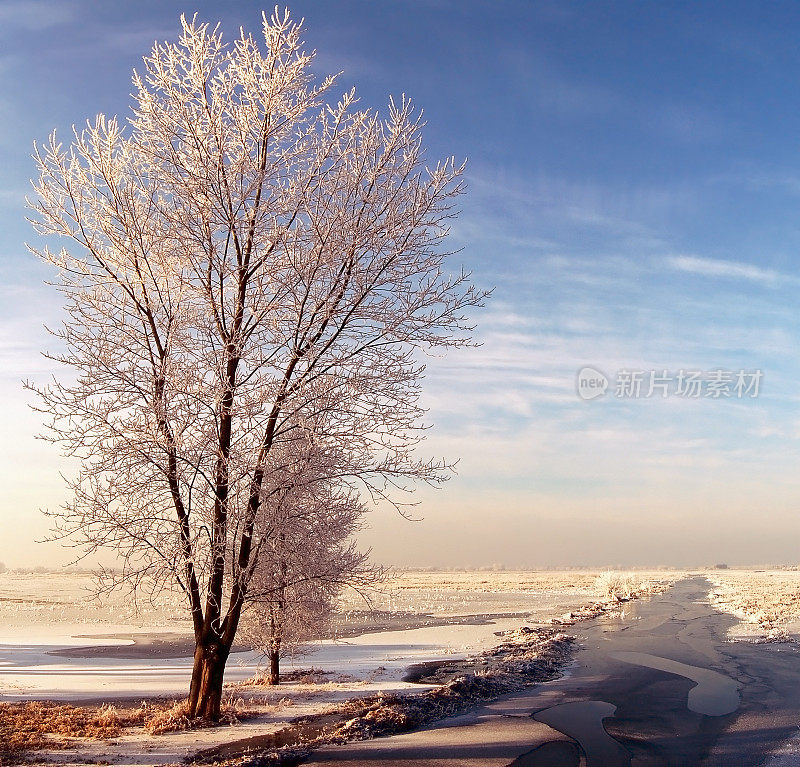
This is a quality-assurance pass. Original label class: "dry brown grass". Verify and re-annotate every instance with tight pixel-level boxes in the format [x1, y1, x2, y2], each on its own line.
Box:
[0, 697, 257, 764]
[242, 667, 331, 687]
[0, 701, 131, 761]
[142, 697, 252, 735]
[140, 700, 193, 735]
[363, 569, 680, 596]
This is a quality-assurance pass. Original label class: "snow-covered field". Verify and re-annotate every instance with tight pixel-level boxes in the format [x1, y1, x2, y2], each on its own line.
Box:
[0, 569, 681, 700]
[705, 567, 800, 640]
[2, 564, 798, 766]
[0, 568, 679, 764]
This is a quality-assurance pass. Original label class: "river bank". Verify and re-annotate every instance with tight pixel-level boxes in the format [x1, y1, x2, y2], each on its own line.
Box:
[304, 576, 800, 767]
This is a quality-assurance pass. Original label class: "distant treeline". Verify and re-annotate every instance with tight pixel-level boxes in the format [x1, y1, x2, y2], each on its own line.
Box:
[1, 565, 97, 575]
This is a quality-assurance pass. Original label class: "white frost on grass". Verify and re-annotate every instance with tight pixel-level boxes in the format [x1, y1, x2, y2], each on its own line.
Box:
[704, 568, 800, 641]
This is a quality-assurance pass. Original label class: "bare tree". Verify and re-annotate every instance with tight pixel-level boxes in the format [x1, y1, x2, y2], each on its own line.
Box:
[27, 9, 485, 719]
[241, 436, 378, 685]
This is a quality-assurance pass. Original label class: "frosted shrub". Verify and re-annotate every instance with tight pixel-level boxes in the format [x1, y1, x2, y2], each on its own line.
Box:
[595, 571, 639, 601]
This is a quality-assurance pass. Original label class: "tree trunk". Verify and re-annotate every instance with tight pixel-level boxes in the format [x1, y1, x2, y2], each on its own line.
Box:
[267, 648, 280, 685]
[187, 638, 230, 719]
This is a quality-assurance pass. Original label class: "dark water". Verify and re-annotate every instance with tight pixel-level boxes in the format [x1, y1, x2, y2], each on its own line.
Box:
[533, 700, 630, 767]
[519, 577, 798, 766]
[611, 650, 740, 716]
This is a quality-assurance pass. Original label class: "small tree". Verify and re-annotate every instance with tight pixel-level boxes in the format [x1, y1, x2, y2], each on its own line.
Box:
[241, 439, 376, 684]
[247, 577, 336, 686]
[28, 10, 484, 719]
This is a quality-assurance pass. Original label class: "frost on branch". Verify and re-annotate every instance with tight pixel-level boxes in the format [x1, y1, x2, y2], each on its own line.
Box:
[26, 8, 486, 719]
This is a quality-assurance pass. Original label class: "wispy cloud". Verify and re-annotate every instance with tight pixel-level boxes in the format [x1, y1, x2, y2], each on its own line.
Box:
[666, 254, 783, 284]
[461, 167, 699, 264]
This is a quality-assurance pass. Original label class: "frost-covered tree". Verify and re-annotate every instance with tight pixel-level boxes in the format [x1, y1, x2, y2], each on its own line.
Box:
[27, 10, 484, 719]
[241, 436, 377, 685]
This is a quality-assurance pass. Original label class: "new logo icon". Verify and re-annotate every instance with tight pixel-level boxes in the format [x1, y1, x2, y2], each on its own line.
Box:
[576, 367, 609, 400]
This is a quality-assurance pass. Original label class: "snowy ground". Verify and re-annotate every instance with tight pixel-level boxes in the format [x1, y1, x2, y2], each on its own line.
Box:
[0, 568, 679, 765]
[703, 568, 800, 640]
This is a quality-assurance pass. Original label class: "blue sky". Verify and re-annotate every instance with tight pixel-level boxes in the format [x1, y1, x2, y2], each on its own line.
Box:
[3, 0, 800, 567]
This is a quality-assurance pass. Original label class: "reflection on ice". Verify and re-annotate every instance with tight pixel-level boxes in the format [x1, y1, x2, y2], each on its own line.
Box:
[0, 618, 526, 700]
